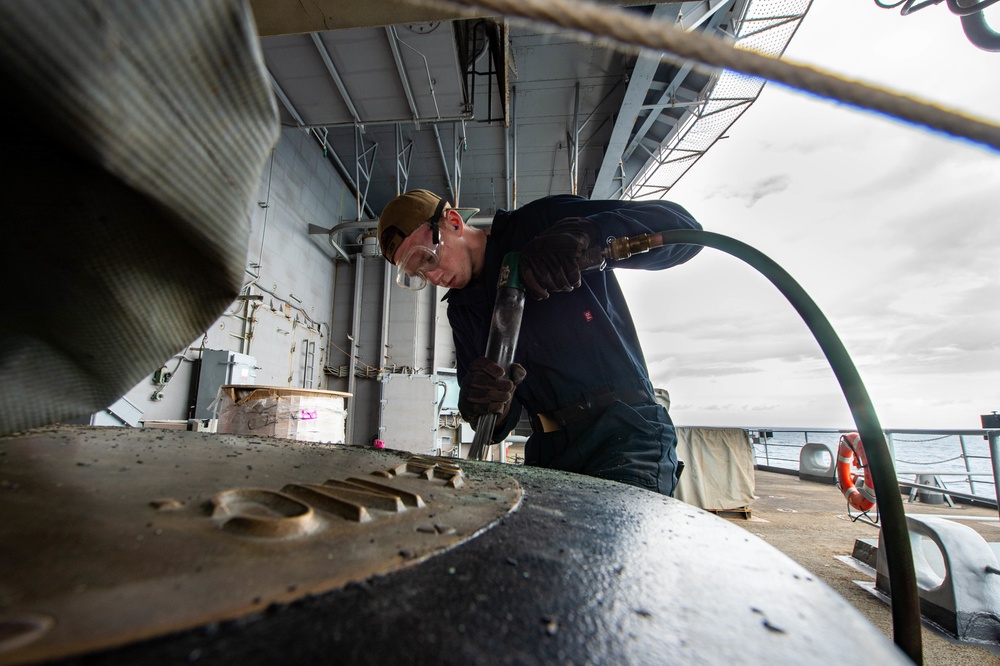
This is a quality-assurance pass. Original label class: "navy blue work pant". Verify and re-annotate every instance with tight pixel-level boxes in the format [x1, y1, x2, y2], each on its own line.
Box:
[523, 401, 679, 496]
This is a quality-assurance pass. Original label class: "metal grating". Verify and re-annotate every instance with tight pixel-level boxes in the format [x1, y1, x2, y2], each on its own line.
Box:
[626, 0, 812, 201]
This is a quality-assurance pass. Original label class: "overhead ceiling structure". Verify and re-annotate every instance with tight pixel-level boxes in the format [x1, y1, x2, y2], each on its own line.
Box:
[251, 0, 811, 255]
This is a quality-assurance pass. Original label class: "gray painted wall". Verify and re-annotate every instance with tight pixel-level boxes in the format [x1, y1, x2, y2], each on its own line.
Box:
[108, 126, 458, 453]
[114, 127, 349, 425]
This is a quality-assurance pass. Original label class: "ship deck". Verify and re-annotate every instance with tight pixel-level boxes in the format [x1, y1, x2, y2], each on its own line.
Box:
[732, 469, 1000, 665]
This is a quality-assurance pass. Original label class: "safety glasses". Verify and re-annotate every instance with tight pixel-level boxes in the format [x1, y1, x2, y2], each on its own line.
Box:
[395, 197, 449, 291]
[395, 240, 441, 290]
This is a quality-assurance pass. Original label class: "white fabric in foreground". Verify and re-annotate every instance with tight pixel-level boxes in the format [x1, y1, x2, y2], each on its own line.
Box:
[0, 0, 278, 435]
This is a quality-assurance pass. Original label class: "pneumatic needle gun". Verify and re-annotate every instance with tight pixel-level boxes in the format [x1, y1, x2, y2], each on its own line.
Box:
[467, 232, 665, 460]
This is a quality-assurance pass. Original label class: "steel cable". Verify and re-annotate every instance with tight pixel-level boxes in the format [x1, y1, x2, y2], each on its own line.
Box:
[422, 0, 1000, 153]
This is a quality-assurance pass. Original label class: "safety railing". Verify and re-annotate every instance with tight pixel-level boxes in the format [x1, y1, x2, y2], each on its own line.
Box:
[748, 427, 999, 509]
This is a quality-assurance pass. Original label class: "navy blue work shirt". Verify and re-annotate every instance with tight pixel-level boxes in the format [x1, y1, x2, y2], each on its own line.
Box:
[445, 195, 702, 493]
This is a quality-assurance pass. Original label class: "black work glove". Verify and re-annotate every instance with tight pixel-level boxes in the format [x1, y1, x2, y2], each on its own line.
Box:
[458, 357, 526, 424]
[519, 217, 600, 300]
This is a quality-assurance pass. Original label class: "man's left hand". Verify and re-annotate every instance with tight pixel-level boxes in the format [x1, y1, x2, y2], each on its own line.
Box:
[519, 218, 598, 300]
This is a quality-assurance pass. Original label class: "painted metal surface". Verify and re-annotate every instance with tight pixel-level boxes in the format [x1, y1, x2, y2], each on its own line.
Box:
[0, 427, 519, 664]
[0, 426, 912, 664]
[876, 515, 1000, 645]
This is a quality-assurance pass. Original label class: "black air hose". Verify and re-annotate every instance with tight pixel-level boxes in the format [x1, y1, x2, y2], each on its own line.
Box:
[650, 229, 922, 664]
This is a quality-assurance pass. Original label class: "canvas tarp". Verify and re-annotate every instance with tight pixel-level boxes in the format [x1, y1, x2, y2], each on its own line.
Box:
[0, 0, 278, 436]
[675, 426, 755, 511]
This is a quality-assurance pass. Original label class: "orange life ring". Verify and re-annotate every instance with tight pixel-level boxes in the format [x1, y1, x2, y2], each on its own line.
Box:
[836, 432, 876, 512]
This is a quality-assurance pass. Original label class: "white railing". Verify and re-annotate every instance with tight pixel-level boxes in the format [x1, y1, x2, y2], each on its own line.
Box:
[746, 427, 1000, 510]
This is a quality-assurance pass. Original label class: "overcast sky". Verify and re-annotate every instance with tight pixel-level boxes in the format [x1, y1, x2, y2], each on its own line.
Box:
[617, 2, 1000, 430]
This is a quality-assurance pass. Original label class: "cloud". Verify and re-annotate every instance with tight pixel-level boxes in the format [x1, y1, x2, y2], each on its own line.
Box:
[651, 359, 762, 379]
[679, 401, 783, 414]
[618, 2, 1000, 429]
[724, 174, 792, 208]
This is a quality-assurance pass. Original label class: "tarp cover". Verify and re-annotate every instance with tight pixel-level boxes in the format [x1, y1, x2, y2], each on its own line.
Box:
[675, 426, 755, 510]
[0, 0, 278, 435]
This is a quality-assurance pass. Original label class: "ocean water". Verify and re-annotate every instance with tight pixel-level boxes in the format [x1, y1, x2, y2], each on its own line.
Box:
[750, 428, 997, 501]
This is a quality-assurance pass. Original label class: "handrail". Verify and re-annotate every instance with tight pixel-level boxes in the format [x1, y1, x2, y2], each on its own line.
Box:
[746, 427, 999, 506]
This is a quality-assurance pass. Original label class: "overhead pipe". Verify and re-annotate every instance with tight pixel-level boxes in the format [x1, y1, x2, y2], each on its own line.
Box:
[346, 255, 365, 444]
[453, 122, 467, 205]
[504, 116, 511, 209]
[327, 235, 354, 264]
[380, 261, 393, 372]
[571, 80, 580, 195]
[386, 26, 421, 121]
[511, 85, 518, 208]
[392, 27, 444, 120]
[281, 114, 474, 130]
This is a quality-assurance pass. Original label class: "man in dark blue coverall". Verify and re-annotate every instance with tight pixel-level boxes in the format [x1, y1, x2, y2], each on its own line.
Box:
[378, 190, 702, 496]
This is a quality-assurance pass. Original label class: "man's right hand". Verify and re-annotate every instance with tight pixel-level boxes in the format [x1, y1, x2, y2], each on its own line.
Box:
[458, 357, 526, 423]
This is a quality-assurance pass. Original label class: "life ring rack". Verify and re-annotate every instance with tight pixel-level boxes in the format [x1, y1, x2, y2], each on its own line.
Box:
[836, 432, 876, 512]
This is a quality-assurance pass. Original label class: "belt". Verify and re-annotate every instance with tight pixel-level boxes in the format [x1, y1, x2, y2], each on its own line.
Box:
[532, 389, 651, 433]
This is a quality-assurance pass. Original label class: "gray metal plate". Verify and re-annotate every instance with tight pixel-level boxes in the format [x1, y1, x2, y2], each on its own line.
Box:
[0, 427, 519, 664]
[0, 425, 911, 665]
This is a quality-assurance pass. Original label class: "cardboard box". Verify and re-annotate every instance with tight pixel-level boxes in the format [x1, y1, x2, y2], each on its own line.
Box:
[216, 386, 350, 443]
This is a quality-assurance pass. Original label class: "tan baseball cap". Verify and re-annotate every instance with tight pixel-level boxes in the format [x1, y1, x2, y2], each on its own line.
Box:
[377, 189, 479, 264]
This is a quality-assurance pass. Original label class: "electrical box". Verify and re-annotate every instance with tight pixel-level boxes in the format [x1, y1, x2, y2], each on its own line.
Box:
[193, 350, 257, 419]
[378, 374, 440, 455]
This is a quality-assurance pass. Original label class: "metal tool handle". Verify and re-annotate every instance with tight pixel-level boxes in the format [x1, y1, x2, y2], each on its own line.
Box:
[468, 253, 526, 461]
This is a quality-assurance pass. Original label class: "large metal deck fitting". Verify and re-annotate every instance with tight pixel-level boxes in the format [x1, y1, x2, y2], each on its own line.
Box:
[0, 426, 911, 665]
[876, 514, 1000, 645]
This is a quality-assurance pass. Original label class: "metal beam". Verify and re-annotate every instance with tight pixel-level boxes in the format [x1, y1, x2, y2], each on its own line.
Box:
[322, 137, 376, 223]
[271, 70, 356, 263]
[590, 3, 681, 200]
[620, 61, 698, 164]
[678, 0, 735, 31]
[433, 125, 455, 202]
[621, 2, 735, 165]
[395, 124, 414, 195]
[354, 126, 379, 222]
[267, 68, 306, 128]
[310, 33, 362, 124]
[620, 4, 735, 197]
[386, 25, 463, 201]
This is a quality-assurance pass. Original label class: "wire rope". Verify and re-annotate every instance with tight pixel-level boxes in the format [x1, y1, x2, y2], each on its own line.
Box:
[421, 0, 1000, 153]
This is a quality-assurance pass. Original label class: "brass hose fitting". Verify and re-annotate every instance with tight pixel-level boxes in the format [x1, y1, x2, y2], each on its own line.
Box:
[605, 233, 664, 262]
